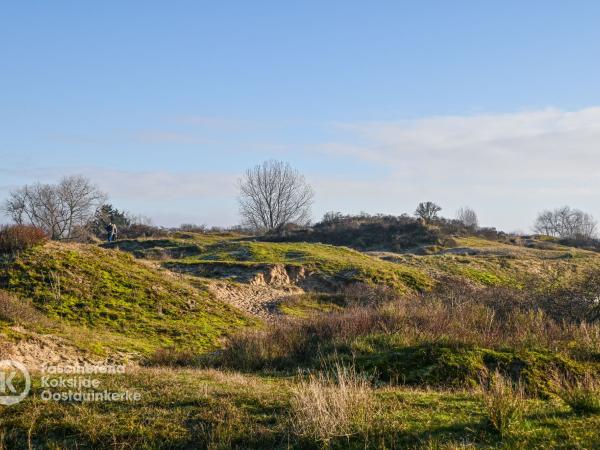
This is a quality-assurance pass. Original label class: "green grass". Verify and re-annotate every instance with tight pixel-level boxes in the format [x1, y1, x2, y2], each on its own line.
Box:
[350, 337, 588, 396]
[166, 240, 434, 292]
[0, 242, 255, 355]
[114, 234, 600, 293]
[277, 293, 345, 317]
[104, 231, 245, 259]
[1, 367, 600, 449]
[386, 236, 600, 289]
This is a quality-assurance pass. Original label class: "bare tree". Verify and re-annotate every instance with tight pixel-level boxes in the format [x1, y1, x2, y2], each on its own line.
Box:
[534, 206, 597, 240]
[456, 206, 479, 229]
[239, 160, 314, 232]
[3, 175, 106, 240]
[415, 201, 442, 222]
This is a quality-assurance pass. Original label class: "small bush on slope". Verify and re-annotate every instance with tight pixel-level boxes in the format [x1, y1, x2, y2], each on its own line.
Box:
[0, 224, 47, 253]
[0, 242, 254, 354]
[557, 372, 600, 414]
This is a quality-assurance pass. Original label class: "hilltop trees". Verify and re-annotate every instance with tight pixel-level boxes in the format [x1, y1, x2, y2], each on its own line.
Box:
[415, 202, 442, 222]
[239, 160, 314, 232]
[90, 204, 131, 237]
[456, 206, 479, 229]
[3, 175, 106, 240]
[534, 207, 597, 240]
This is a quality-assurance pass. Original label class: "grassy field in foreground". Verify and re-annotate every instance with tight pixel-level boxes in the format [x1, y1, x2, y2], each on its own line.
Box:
[1, 367, 599, 449]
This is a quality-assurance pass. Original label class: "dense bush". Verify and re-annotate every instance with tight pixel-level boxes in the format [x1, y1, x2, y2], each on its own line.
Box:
[0, 224, 48, 253]
[260, 212, 503, 251]
[118, 223, 170, 239]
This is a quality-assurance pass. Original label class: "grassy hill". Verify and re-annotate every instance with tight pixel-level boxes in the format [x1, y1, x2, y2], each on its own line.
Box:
[112, 232, 600, 292]
[0, 241, 254, 356]
[112, 234, 435, 292]
[387, 235, 600, 288]
[1, 232, 600, 448]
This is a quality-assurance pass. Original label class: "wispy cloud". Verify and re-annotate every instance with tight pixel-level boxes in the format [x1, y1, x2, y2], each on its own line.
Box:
[132, 131, 216, 145]
[311, 107, 600, 230]
[325, 107, 600, 187]
[175, 115, 248, 130]
[91, 168, 238, 200]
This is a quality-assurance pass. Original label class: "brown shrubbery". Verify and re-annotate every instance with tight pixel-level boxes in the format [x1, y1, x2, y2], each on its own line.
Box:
[209, 280, 600, 376]
[0, 290, 49, 325]
[144, 346, 199, 367]
[0, 224, 48, 253]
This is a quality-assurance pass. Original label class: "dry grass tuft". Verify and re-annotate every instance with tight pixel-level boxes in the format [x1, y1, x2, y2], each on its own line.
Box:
[556, 372, 600, 414]
[288, 364, 376, 446]
[479, 369, 525, 438]
[144, 346, 199, 367]
[0, 290, 49, 326]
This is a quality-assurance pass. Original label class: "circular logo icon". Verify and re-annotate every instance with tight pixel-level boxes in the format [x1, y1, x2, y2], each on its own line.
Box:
[0, 360, 31, 406]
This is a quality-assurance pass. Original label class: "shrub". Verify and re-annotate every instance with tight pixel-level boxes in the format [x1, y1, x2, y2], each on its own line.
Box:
[0, 290, 49, 325]
[210, 283, 600, 391]
[0, 224, 47, 253]
[144, 346, 199, 367]
[288, 364, 375, 446]
[479, 369, 525, 438]
[557, 373, 600, 414]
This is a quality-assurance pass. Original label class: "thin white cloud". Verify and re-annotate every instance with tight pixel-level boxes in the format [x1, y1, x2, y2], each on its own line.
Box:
[91, 168, 238, 200]
[132, 131, 216, 145]
[312, 107, 600, 230]
[175, 115, 248, 130]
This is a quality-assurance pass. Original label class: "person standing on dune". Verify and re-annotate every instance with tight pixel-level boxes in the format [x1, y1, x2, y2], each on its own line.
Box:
[106, 222, 118, 243]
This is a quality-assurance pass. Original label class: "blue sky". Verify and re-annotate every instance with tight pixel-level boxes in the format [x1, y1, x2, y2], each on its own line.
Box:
[2, 1, 600, 230]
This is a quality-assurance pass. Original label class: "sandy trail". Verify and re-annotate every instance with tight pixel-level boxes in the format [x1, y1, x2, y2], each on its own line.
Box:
[205, 280, 302, 321]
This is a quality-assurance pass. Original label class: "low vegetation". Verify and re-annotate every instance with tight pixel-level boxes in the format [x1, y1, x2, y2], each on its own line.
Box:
[1, 222, 600, 448]
[1, 367, 600, 449]
[0, 224, 47, 253]
[479, 369, 525, 438]
[0, 241, 254, 355]
[556, 373, 600, 414]
[208, 284, 600, 396]
[288, 364, 376, 445]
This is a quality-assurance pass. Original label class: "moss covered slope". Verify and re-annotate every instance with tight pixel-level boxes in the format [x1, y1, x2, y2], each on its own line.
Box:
[170, 240, 433, 292]
[0, 242, 254, 354]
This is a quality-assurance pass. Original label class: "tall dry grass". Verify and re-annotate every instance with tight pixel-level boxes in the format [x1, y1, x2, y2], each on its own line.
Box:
[288, 363, 376, 446]
[210, 282, 600, 372]
[556, 372, 600, 414]
[479, 369, 525, 438]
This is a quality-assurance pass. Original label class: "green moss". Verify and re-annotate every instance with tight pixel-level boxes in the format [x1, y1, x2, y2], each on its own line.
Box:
[351, 336, 590, 396]
[0, 242, 256, 354]
[168, 240, 434, 292]
[458, 267, 505, 285]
